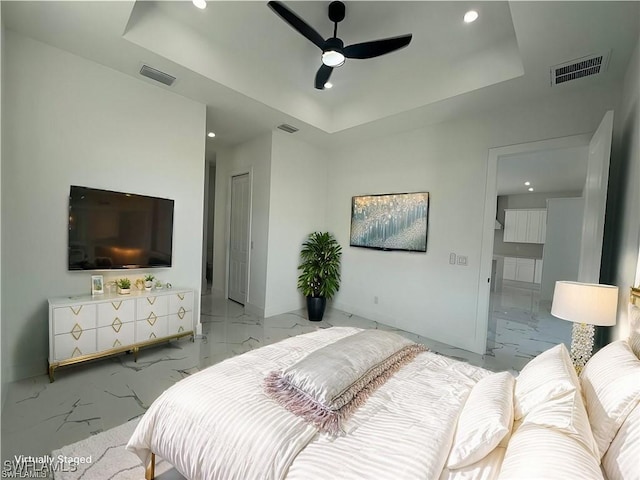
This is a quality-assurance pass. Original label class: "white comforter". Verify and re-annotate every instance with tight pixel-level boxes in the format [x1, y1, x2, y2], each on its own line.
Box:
[127, 327, 491, 480]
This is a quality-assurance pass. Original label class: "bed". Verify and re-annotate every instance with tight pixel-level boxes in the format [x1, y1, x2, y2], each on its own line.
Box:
[127, 290, 640, 480]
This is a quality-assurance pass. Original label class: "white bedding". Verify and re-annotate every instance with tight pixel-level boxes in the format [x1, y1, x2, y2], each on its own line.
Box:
[127, 327, 496, 480]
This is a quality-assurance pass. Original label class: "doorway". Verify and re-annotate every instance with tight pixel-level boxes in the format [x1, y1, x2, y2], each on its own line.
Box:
[228, 173, 251, 305]
[477, 111, 614, 367]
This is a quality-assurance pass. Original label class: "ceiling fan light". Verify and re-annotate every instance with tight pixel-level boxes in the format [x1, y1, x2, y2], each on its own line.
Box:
[322, 50, 345, 67]
[192, 0, 207, 9]
[324, 82, 333, 89]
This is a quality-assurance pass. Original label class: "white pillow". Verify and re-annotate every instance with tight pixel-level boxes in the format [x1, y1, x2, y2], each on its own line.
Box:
[497, 424, 602, 480]
[514, 343, 578, 420]
[580, 340, 640, 459]
[447, 372, 515, 469]
[522, 389, 599, 457]
[602, 402, 640, 480]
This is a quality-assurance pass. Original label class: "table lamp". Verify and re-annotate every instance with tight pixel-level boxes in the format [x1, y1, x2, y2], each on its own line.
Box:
[551, 281, 618, 374]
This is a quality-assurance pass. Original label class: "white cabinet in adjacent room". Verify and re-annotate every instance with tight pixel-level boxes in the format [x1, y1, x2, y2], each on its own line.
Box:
[503, 257, 540, 284]
[503, 209, 547, 244]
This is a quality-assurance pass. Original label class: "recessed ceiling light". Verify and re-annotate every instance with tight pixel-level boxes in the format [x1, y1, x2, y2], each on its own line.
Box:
[528, 187, 534, 192]
[324, 82, 333, 89]
[463, 10, 479, 23]
[207, 132, 216, 138]
[524, 181, 531, 186]
[192, 0, 207, 10]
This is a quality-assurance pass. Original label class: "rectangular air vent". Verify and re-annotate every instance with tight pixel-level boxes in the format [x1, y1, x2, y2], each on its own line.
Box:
[277, 123, 299, 134]
[551, 51, 609, 86]
[140, 65, 176, 86]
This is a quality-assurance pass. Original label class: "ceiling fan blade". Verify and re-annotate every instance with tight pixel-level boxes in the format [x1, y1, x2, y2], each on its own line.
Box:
[268, 1, 325, 50]
[315, 65, 333, 90]
[343, 34, 412, 59]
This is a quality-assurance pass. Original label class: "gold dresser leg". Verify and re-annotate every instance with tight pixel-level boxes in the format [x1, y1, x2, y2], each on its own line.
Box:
[145, 453, 155, 480]
[48, 364, 56, 383]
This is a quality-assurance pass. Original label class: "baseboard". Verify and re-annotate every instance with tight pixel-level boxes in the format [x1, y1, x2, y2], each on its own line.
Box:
[264, 300, 305, 318]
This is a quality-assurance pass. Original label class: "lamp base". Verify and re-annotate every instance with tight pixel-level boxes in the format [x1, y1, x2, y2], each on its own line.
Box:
[570, 322, 595, 375]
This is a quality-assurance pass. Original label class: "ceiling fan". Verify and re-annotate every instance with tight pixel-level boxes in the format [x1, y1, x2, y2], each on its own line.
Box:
[267, 1, 413, 90]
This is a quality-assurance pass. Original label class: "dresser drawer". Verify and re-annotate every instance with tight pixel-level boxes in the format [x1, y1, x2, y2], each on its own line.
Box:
[136, 295, 168, 321]
[135, 316, 168, 342]
[167, 311, 193, 336]
[169, 291, 194, 314]
[53, 304, 97, 335]
[53, 330, 97, 361]
[97, 322, 135, 351]
[97, 299, 135, 328]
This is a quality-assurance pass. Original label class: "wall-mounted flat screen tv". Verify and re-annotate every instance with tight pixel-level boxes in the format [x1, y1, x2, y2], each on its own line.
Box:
[68, 186, 174, 270]
[350, 192, 429, 252]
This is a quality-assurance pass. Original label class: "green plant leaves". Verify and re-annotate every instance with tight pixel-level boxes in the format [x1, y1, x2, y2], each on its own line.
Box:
[297, 231, 342, 299]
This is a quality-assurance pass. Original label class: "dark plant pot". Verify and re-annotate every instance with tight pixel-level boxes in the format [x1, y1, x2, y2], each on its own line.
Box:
[306, 296, 327, 321]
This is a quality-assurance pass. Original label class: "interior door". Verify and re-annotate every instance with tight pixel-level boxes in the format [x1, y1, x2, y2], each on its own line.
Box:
[228, 173, 250, 305]
[578, 110, 614, 283]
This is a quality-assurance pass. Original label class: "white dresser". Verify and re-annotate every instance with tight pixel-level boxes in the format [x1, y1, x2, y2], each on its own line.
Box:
[48, 288, 195, 381]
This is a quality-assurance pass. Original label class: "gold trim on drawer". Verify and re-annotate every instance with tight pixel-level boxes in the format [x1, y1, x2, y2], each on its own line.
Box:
[149, 332, 157, 339]
[70, 305, 83, 316]
[147, 297, 156, 305]
[71, 323, 83, 340]
[147, 313, 157, 326]
[112, 317, 122, 333]
[178, 326, 185, 333]
[71, 347, 82, 357]
[177, 293, 185, 301]
[178, 307, 186, 320]
[111, 301, 122, 310]
[113, 339, 122, 348]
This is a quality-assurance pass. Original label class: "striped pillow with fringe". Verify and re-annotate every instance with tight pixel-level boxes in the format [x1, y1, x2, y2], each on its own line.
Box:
[264, 329, 427, 435]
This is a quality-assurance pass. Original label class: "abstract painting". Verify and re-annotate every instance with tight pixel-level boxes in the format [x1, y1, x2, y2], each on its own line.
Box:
[350, 192, 429, 252]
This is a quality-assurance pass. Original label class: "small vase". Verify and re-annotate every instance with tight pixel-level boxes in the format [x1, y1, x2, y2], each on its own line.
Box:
[118, 288, 131, 295]
[144, 281, 153, 291]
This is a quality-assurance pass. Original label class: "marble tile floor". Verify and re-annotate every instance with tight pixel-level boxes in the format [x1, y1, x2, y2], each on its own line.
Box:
[1, 290, 565, 464]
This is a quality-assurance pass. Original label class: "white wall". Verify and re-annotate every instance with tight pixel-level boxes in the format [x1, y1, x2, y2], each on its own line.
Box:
[326, 86, 620, 354]
[213, 134, 272, 315]
[609, 37, 640, 340]
[2, 32, 206, 381]
[264, 131, 327, 317]
[1, 3, 5, 409]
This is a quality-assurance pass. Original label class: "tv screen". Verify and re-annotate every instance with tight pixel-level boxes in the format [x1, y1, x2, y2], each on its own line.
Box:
[350, 192, 429, 252]
[68, 186, 174, 270]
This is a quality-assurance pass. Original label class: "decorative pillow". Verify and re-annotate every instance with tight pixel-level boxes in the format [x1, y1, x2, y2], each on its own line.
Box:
[447, 372, 515, 469]
[514, 343, 578, 420]
[522, 389, 599, 457]
[264, 329, 427, 434]
[602, 401, 640, 480]
[628, 303, 640, 358]
[497, 424, 603, 480]
[580, 340, 640, 458]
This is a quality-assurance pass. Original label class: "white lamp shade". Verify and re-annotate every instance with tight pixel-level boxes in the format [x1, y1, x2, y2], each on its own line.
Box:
[551, 281, 618, 326]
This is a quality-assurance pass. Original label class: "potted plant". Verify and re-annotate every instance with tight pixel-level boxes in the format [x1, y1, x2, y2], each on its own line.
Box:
[297, 231, 342, 321]
[144, 274, 155, 291]
[116, 278, 131, 295]
[155, 280, 164, 290]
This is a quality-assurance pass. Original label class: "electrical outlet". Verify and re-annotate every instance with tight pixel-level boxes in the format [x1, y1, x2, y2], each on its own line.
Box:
[449, 253, 456, 265]
[457, 255, 468, 266]
[374, 296, 379, 304]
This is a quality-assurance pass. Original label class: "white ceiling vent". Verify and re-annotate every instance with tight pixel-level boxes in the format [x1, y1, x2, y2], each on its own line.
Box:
[139, 65, 176, 86]
[551, 51, 610, 86]
[277, 124, 299, 134]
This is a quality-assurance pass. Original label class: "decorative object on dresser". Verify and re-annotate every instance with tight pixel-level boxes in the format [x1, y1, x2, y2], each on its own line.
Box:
[116, 278, 132, 295]
[550, 281, 618, 374]
[297, 231, 342, 321]
[48, 288, 195, 381]
[91, 275, 104, 295]
[144, 274, 155, 291]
